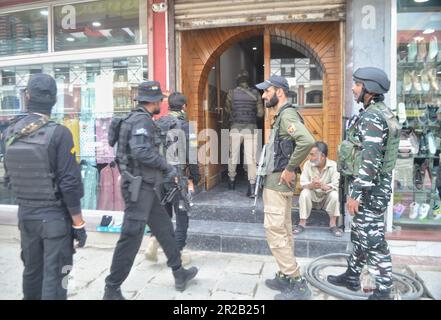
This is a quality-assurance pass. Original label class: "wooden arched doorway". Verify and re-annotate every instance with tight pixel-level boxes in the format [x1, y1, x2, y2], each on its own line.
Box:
[179, 22, 343, 190]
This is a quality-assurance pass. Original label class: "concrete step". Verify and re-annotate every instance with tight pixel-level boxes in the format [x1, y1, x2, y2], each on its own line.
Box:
[191, 181, 332, 226]
[186, 219, 350, 258]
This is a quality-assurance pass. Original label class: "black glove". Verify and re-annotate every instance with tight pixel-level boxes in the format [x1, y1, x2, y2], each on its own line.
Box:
[163, 165, 177, 183]
[72, 225, 87, 248]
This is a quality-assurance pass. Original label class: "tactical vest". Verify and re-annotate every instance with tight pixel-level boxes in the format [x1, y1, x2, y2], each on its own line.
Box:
[337, 101, 401, 177]
[155, 113, 186, 167]
[230, 87, 258, 125]
[265, 104, 304, 174]
[113, 110, 163, 185]
[4, 120, 61, 207]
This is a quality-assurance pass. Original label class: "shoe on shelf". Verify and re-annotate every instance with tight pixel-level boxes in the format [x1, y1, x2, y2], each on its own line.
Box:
[398, 102, 407, 124]
[403, 71, 413, 93]
[428, 68, 439, 91]
[421, 69, 431, 92]
[428, 35, 438, 61]
[419, 203, 431, 220]
[411, 70, 422, 92]
[408, 39, 418, 62]
[432, 203, 441, 220]
[393, 203, 406, 219]
[409, 202, 420, 220]
[428, 105, 439, 125]
[426, 131, 437, 155]
[417, 38, 427, 62]
[418, 135, 428, 156]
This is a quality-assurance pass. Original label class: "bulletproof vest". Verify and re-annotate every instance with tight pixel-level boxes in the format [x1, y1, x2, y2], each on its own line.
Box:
[337, 101, 401, 177]
[266, 104, 304, 174]
[114, 110, 162, 185]
[4, 120, 61, 207]
[230, 87, 258, 125]
[155, 114, 186, 167]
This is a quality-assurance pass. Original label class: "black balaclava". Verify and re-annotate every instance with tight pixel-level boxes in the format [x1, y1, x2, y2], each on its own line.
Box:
[27, 74, 57, 115]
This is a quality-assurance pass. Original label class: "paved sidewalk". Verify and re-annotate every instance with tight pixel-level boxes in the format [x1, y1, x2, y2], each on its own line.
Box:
[1, 225, 440, 300]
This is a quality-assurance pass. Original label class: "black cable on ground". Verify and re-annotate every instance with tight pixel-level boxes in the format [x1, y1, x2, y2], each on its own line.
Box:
[304, 253, 425, 300]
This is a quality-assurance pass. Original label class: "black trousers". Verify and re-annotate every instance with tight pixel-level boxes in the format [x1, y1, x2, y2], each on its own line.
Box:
[165, 201, 189, 251]
[105, 186, 181, 289]
[19, 218, 74, 300]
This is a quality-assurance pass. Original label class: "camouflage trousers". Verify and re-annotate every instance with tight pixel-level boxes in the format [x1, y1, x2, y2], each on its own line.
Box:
[347, 202, 393, 292]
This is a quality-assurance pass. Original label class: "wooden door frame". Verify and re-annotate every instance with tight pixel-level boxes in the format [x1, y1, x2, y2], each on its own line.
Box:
[179, 22, 343, 191]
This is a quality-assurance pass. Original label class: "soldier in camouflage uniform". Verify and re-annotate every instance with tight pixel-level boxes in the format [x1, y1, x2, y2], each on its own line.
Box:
[328, 67, 401, 300]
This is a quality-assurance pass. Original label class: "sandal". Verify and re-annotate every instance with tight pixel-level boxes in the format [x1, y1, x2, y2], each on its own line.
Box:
[330, 226, 343, 237]
[293, 225, 305, 234]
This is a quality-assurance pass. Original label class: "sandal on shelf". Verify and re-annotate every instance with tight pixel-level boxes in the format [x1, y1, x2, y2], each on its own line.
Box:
[330, 226, 343, 237]
[293, 225, 305, 235]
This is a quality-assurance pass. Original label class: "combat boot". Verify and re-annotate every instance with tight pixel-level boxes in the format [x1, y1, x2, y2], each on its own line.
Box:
[145, 236, 160, 262]
[103, 286, 126, 300]
[228, 178, 236, 190]
[247, 183, 256, 198]
[274, 277, 312, 300]
[265, 271, 292, 291]
[368, 289, 393, 300]
[173, 266, 198, 292]
[327, 270, 361, 291]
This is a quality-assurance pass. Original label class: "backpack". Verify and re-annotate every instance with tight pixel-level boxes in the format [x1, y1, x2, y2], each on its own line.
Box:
[337, 102, 401, 177]
[155, 115, 186, 166]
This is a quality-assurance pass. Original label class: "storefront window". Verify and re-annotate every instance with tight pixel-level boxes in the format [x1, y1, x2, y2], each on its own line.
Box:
[0, 56, 147, 209]
[53, 0, 147, 51]
[393, 1, 441, 226]
[0, 8, 48, 57]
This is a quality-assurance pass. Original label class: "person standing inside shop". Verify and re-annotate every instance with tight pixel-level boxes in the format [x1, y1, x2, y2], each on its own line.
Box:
[255, 75, 315, 300]
[103, 81, 198, 300]
[328, 67, 401, 300]
[225, 70, 264, 196]
[145, 92, 200, 265]
[3, 73, 86, 300]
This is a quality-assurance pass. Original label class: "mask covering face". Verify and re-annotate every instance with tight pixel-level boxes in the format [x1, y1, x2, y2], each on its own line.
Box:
[265, 91, 279, 108]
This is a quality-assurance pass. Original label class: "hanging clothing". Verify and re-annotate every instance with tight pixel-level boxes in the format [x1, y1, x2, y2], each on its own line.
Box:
[97, 163, 124, 211]
[63, 117, 80, 162]
[80, 161, 98, 210]
[95, 117, 115, 164]
[79, 115, 96, 165]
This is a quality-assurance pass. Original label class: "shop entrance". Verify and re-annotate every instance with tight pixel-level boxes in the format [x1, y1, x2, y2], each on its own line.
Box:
[179, 23, 343, 191]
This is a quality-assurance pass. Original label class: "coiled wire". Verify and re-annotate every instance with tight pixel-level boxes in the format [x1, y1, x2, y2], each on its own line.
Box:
[304, 253, 425, 300]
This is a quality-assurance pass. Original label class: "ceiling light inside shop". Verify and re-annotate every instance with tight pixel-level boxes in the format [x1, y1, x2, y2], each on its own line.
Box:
[423, 28, 435, 34]
[252, 47, 257, 50]
[66, 37, 75, 42]
[40, 10, 48, 16]
[414, 0, 429, 3]
[92, 21, 101, 27]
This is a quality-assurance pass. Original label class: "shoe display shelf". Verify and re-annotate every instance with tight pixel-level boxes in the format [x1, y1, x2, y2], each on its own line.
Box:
[395, 37, 441, 227]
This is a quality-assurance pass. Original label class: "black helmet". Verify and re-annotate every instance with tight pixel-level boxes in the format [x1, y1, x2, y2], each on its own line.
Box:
[353, 67, 390, 94]
[236, 70, 249, 84]
[168, 92, 187, 111]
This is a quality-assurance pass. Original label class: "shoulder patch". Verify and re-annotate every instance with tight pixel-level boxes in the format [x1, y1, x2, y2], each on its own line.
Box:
[287, 123, 296, 135]
[135, 128, 148, 136]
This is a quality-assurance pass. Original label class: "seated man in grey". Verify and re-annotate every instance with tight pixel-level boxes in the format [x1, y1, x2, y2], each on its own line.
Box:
[294, 141, 342, 237]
